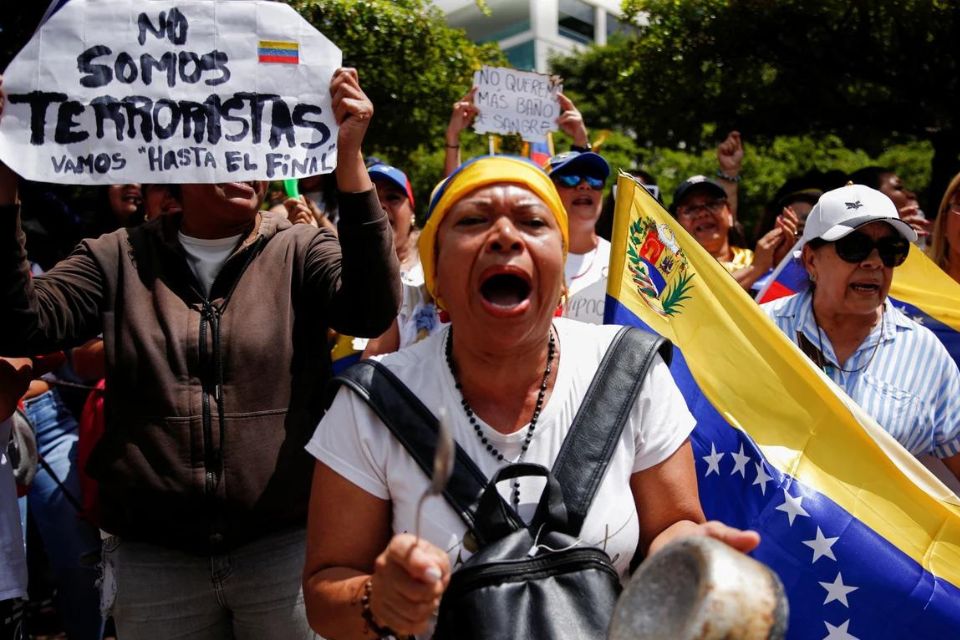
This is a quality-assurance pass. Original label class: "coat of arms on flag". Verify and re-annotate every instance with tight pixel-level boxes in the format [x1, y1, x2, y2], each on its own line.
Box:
[626, 217, 695, 316]
[605, 174, 960, 639]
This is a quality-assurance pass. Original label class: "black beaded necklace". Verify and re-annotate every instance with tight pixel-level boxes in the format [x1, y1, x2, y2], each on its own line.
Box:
[445, 327, 556, 508]
[812, 307, 884, 374]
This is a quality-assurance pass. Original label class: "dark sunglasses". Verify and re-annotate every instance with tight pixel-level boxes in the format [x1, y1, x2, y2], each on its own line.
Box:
[833, 231, 909, 268]
[676, 199, 726, 218]
[553, 174, 605, 190]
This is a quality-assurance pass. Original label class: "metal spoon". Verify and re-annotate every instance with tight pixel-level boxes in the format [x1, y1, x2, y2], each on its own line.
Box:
[414, 406, 456, 542]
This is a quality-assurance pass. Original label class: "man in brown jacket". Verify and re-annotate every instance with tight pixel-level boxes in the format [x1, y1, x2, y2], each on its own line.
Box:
[0, 68, 400, 639]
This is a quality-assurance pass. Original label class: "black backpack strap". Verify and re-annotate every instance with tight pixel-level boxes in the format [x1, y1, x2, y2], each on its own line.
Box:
[329, 359, 490, 536]
[551, 326, 672, 536]
[474, 463, 567, 543]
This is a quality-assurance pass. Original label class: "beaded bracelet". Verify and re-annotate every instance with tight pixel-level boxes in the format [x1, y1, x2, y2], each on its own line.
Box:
[360, 578, 396, 638]
[715, 170, 741, 183]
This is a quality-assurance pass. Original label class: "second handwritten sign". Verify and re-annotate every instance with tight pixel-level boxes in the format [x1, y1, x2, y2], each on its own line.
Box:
[471, 65, 562, 143]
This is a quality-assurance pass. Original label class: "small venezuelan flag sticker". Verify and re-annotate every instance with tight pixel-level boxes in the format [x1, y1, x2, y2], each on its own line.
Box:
[258, 40, 299, 64]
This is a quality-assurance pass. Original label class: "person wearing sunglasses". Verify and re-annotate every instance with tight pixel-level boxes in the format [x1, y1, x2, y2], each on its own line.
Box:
[671, 176, 794, 292]
[545, 151, 612, 324]
[763, 184, 960, 482]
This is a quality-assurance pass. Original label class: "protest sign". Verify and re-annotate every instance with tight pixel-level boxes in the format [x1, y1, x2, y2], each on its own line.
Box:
[471, 65, 561, 143]
[0, 0, 342, 184]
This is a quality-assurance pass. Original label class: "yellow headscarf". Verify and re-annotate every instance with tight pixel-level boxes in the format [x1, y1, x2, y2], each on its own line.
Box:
[419, 155, 569, 300]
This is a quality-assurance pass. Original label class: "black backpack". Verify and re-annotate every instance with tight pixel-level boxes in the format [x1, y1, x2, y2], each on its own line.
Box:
[331, 327, 671, 640]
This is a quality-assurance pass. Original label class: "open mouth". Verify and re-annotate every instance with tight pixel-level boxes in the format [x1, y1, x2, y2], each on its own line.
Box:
[850, 282, 880, 294]
[121, 187, 141, 206]
[572, 195, 594, 206]
[694, 221, 718, 234]
[479, 272, 532, 309]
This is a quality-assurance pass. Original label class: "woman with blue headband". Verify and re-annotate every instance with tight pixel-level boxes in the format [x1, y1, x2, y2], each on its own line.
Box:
[302, 156, 758, 638]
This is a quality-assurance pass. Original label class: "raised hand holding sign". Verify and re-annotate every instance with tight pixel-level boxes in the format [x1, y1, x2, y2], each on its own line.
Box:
[0, 0, 342, 184]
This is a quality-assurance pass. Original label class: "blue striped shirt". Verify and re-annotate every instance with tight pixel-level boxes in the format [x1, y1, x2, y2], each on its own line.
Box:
[762, 292, 960, 458]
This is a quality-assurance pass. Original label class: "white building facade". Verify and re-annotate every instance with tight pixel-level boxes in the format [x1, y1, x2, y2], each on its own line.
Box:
[434, 0, 633, 73]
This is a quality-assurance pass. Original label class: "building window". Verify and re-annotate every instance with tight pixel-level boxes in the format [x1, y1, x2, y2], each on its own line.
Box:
[558, 0, 595, 44]
[503, 40, 536, 71]
[448, 2, 531, 44]
[478, 20, 531, 43]
[606, 12, 640, 38]
[607, 13, 640, 38]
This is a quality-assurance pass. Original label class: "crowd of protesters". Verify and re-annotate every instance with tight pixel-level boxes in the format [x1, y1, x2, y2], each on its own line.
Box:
[1, 40, 959, 640]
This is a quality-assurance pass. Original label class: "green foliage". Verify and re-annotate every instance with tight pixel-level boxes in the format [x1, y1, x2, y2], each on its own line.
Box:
[611, 0, 960, 149]
[552, 1, 960, 207]
[473, 0, 493, 18]
[402, 127, 491, 225]
[580, 129, 640, 184]
[289, 0, 505, 209]
[555, 125, 933, 234]
[549, 35, 635, 135]
[877, 142, 934, 193]
[639, 135, 932, 233]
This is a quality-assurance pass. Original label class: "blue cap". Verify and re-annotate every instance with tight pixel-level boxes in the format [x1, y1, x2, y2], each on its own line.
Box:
[544, 151, 610, 180]
[368, 163, 414, 207]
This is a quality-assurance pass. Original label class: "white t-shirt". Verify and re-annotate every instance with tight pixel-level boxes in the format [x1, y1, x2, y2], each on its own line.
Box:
[563, 237, 611, 324]
[307, 318, 694, 580]
[0, 416, 27, 600]
[178, 232, 242, 297]
[397, 258, 444, 349]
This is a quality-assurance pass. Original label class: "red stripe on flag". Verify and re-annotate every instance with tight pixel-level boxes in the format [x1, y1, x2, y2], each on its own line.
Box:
[757, 281, 795, 304]
[259, 54, 299, 64]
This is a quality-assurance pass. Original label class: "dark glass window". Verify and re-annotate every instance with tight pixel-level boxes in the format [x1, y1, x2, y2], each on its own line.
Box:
[606, 13, 640, 38]
[503, 40, 535, 71]
[558, 0, 595, 44]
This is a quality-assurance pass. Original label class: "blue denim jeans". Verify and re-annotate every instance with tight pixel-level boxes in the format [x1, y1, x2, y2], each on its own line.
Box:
[101, 527, 316, 640]
[20, 389, 103, 640]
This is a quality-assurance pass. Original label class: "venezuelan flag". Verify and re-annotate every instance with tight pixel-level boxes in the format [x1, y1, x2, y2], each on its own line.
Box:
[330, 333, 363, 375]
[488, 132, 554, 165]
[606, 175, 960, 639]
[258, 40, 299, 65]
[758, 247, 960, 368]
[755, 241, 808, 304]
[523, 134, 554, 167]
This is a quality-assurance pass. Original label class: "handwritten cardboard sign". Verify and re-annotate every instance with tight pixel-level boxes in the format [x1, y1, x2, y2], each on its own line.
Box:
[471, 65, 562, 143]
[0, 0, 342, 184]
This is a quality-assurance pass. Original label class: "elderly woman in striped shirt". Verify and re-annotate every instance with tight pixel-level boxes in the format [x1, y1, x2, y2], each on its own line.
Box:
[763, 184, 960, 482]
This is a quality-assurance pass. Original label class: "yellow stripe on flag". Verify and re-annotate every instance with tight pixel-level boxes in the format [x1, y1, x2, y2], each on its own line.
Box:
[891, 245, 960, 333]
[258, 40, 299, 50]
[607, 175, 960, 584]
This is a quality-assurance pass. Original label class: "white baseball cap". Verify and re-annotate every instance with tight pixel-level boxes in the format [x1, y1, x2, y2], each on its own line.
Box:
[800, 184, 918, 246]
